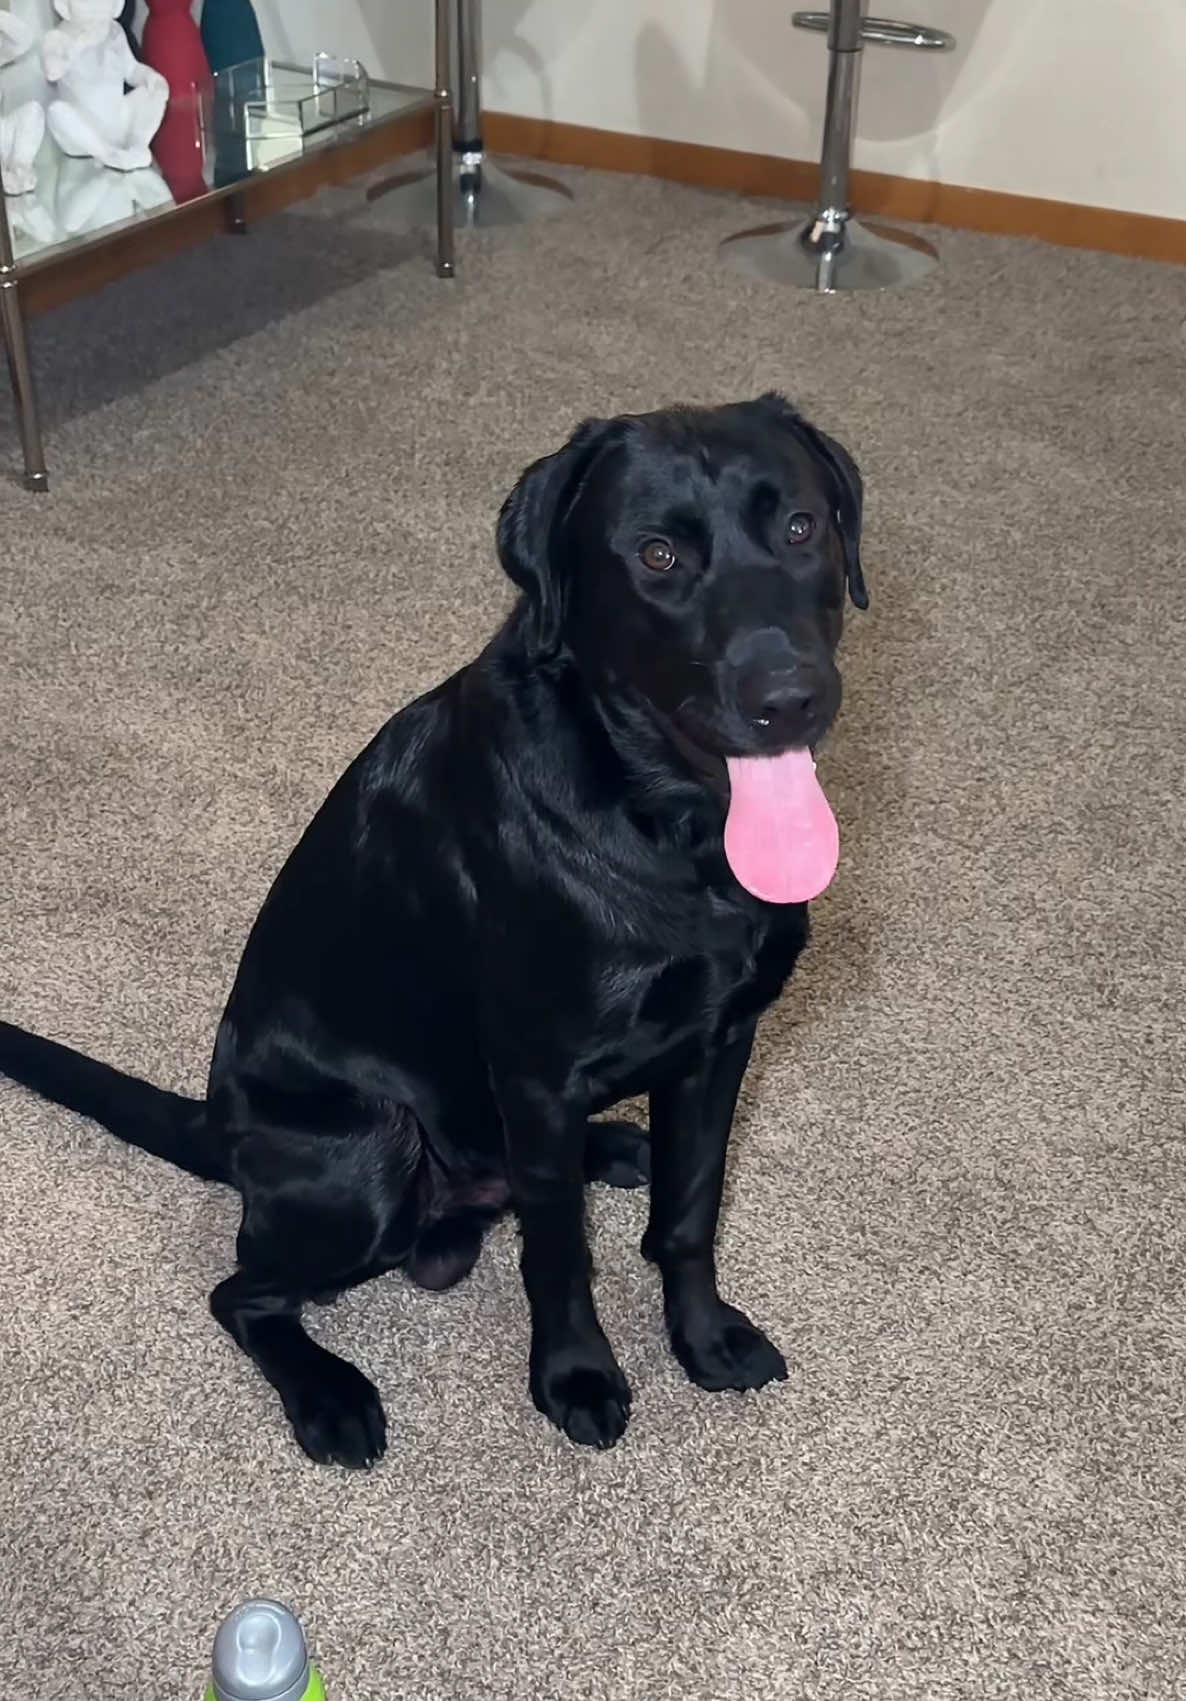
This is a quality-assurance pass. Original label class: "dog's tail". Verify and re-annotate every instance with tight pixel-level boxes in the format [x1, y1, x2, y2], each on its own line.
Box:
[0, 1020, 230, 1183]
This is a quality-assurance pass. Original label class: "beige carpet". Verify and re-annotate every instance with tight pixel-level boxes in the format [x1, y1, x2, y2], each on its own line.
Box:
[1, 167, 1184, 1701]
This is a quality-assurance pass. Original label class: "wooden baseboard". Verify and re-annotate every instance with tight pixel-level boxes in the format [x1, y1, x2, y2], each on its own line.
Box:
[21, 101, 1183, 316]
[23, 110, 434, 317]
[484, 112, 1186, 266]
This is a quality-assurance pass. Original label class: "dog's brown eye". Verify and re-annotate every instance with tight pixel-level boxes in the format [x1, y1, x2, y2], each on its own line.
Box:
[786, 512, 816, 544]
[640, 539, 677, 572]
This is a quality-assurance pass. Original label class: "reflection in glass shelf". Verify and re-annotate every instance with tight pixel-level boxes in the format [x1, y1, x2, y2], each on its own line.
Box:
[6, 183, 56, 250]
[56, 154, 172, 235]
[4, 141, 173, 261]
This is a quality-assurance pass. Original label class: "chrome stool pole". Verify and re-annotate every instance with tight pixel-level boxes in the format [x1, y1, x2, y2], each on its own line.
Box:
[368, 0, 573, 229]
[720, 0, 954, 292]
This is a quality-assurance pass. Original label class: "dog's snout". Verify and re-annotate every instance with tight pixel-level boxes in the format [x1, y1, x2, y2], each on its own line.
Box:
[727, 624, 840, 741]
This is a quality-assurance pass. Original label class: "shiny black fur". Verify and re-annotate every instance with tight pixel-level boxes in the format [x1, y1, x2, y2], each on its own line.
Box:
[0, 395, 867, 1465]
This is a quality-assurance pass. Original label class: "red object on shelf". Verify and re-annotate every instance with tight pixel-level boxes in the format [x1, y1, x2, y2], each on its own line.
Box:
[141, 0, 214, 202]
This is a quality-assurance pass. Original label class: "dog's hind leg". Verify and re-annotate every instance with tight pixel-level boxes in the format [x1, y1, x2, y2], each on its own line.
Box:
[210, 1124, 418, 1468]
[405, 1154, 511, 1291]
[211, 1267, 388, 1468]
[585, 1118, 650, 1188]
[404, 1210, 492, 1290]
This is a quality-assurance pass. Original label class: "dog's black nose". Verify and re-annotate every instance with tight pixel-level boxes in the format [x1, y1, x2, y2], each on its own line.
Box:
[745, 672, 817, 729]
[737, 667, 829, 735]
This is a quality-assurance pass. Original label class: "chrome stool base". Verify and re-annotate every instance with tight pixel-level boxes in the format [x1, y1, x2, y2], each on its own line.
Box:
[720, 0, 953, 292]
[368, 0, 574, 230]
[720, 213, 938, 293]
[368, 154, 573, 230]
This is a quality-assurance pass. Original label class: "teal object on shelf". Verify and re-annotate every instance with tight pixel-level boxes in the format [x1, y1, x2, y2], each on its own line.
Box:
[200, 0, 264, 188]
[200, 0, 265, 73]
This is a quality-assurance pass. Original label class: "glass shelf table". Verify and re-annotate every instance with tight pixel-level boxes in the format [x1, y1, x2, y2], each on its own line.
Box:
[0, 14, 454, 491]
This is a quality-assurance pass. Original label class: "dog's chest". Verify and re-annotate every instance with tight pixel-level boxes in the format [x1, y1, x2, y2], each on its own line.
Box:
[583, 900, 807, 1106]
[652, 902, 803, 1028]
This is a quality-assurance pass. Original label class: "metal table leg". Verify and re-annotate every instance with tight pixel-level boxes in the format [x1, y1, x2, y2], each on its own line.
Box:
[434, 0, 456, 275]
[720, 0, 953, 292]
[368, 0, 573, 230]
[0, 194, 48, 492]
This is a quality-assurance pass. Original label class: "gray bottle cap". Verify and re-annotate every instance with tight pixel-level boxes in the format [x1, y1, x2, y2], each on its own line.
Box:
[211, 1600, 311, 1701]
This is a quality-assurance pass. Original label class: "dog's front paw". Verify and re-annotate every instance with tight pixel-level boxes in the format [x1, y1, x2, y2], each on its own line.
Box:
[531, 1348, 632, 1449]
[279, 1354, 388, 1469]
[670, 1302, 788, 1394]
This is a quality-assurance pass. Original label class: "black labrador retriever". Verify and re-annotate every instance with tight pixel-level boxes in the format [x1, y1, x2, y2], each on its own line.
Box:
[0, 393, 868, 1465]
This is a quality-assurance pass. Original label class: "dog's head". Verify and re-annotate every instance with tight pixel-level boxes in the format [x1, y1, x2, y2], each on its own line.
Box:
[497, 394, 867, 766]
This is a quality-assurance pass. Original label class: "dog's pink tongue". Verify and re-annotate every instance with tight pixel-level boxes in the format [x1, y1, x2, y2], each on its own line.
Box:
[724, 748, 839, 904]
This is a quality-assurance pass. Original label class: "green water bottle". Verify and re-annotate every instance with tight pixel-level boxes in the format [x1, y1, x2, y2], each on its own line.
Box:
[204, 1600, 326, 1701]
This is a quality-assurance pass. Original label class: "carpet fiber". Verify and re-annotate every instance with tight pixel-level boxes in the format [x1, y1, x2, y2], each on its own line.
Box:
[1, 168, 1183, 1701]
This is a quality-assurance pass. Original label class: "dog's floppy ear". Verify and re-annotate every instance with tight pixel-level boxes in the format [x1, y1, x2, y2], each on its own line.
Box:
[497, 417, 622, 653]
[757, 391, 869, 610]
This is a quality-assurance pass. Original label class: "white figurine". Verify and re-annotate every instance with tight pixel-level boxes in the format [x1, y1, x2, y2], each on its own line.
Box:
[41, 0, 168, 172]
[0, 93, 44, 194]
[0, 5, 35, 66]
[1, 7, 46, 197]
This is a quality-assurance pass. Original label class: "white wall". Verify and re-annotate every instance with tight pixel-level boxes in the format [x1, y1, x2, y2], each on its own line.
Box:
[252, 0, 436, 93]
[251, 0, 1186, 222]
[489, 0, 1186, 220]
